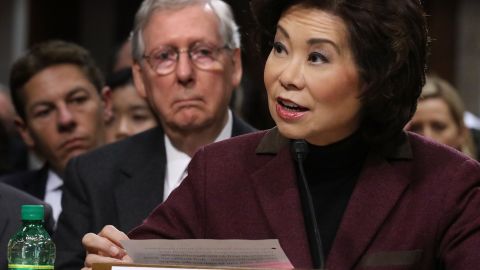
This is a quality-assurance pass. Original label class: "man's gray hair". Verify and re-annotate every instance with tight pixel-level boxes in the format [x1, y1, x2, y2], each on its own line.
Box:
[131, 0, 240, 62]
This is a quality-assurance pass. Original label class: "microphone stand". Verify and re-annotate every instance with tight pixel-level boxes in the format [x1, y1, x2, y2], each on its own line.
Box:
[291, 140, 325, 269]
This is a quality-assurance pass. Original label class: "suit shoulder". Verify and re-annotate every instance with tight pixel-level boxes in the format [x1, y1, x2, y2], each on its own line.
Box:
[208, 130, 267, 149]
[0, 169, 42, 189]
[0, 183, 45, 205]
[199, 130, 268, 161]
[232, 114, 257, 135]
[0, 183, 54, 234]
[71, 127, 163, 165]
[406, 132, 480, 188]
[407, 132, 476, 166]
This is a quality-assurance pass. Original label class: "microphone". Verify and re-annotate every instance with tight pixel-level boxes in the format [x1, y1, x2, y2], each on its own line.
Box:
[291, 139, 309, 162]
[291, 140, 325, 269]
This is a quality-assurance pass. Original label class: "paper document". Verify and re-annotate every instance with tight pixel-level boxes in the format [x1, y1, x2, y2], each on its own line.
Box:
[121, 239, 293, 269]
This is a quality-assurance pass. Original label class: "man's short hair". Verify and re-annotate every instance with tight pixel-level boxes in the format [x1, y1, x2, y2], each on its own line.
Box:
[131, 0, 240, 63]
[9, 40, 105, 120]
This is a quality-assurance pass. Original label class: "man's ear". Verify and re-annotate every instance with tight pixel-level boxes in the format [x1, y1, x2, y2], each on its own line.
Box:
[101, 86, 113, 123]
[132, 63, 147, 98]
[14, 116, 35, 149]
[230, 48, 243, 89]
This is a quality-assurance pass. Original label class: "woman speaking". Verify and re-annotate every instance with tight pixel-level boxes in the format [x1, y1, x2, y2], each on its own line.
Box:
[81, 0, 480, 269]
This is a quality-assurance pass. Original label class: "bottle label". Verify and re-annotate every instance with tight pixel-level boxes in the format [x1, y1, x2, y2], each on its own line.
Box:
[8, 264, 54, 270]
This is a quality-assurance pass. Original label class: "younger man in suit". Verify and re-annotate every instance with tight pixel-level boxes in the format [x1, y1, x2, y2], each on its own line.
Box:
[1, 40, 110, 224]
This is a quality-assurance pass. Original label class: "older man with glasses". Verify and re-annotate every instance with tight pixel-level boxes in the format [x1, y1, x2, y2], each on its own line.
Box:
[54, 1, 255, 269]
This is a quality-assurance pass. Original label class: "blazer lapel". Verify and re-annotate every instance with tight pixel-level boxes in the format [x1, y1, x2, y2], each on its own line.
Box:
[328, 149, 413, 269]
[250, 128, 313, 268]
[114, 128, 167, 232]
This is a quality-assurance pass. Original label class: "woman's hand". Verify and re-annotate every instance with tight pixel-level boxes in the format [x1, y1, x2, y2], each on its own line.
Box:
[82, 225, 133, 270]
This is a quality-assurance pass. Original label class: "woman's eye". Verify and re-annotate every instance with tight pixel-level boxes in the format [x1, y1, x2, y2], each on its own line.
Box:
[272, 42, 287, 56]
[431, 121, 447, 132]
[308, 52, 329, 64]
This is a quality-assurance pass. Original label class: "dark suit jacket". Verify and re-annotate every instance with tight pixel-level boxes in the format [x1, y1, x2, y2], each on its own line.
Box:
[128, 128, 480, 269]
[0, 166, 49, 200]
[54, 116, 255, 270]
[0, 183, 54, 270]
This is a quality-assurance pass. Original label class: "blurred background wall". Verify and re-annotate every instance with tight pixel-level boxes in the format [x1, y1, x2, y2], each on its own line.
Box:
[0, 0, 479, 128]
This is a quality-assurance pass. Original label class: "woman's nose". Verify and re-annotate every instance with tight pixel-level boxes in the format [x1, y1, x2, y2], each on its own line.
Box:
[279, 59, 305, 91]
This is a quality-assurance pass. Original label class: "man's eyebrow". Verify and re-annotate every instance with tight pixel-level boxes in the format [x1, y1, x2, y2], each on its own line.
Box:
[30, 101, 52, 112]
[66, 86, 92, 99]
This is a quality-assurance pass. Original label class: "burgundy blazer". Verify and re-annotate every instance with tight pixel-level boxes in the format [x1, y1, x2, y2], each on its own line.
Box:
[129, 128, 480, 269]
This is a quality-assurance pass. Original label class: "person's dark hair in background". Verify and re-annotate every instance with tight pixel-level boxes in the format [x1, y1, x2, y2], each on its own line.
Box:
[106, 68, 132, 90]
[0, 87, 29, 175]
[0, 120, 11, 173]
[110, 38, 134, 73]
[252, 0, 429, 153]
[10, 40, 105, 120]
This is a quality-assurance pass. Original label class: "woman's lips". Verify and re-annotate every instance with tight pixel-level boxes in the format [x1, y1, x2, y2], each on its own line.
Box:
[275, 98, 308, 121]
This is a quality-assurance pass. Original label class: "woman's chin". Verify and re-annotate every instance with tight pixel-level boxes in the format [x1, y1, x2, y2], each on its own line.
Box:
[276, 124, 306, 140]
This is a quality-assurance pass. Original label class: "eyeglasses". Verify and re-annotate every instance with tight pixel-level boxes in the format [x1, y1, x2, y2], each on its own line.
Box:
[142, 43, 231, 75]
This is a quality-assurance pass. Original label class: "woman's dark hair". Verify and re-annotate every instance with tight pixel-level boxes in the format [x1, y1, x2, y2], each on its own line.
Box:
[251, 0, 429, 150]
[9, 40, 105, 120]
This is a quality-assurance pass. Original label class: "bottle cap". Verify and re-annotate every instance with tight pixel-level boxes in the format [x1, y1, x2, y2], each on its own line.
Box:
[21, 205, 44, 221]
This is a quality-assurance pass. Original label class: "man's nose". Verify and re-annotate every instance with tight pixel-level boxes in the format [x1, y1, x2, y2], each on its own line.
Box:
[57, 105, 76, 132]
[175, 51, 194, 86]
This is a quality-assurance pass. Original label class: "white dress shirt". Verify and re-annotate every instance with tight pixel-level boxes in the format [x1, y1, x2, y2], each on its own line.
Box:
[44, 170, 63, 226]
[163, 110, 233, 200]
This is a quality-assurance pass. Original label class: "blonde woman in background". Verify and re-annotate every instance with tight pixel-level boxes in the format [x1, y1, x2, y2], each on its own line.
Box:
[406, 75, 477, 159]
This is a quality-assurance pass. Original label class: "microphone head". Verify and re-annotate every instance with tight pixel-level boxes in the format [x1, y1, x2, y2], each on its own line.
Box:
[291, 139, 309, 162]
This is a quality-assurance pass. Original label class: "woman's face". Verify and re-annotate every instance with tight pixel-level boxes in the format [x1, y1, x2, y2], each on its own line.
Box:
[264, 5, 362, 146]
[406, 97, 464, 149]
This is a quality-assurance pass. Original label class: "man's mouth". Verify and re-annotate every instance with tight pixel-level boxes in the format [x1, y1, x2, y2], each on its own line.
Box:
[60, 137, 86, 150]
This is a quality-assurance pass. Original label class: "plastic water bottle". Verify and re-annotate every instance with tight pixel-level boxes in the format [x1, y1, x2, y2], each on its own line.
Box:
[7, 205, 55, 270]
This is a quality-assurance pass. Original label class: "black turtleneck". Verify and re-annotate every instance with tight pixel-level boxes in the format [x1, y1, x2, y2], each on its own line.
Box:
[302, 131, 368, 259]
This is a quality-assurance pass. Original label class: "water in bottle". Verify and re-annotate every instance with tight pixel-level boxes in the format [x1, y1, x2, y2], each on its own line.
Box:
[7, 205, 55, 270]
